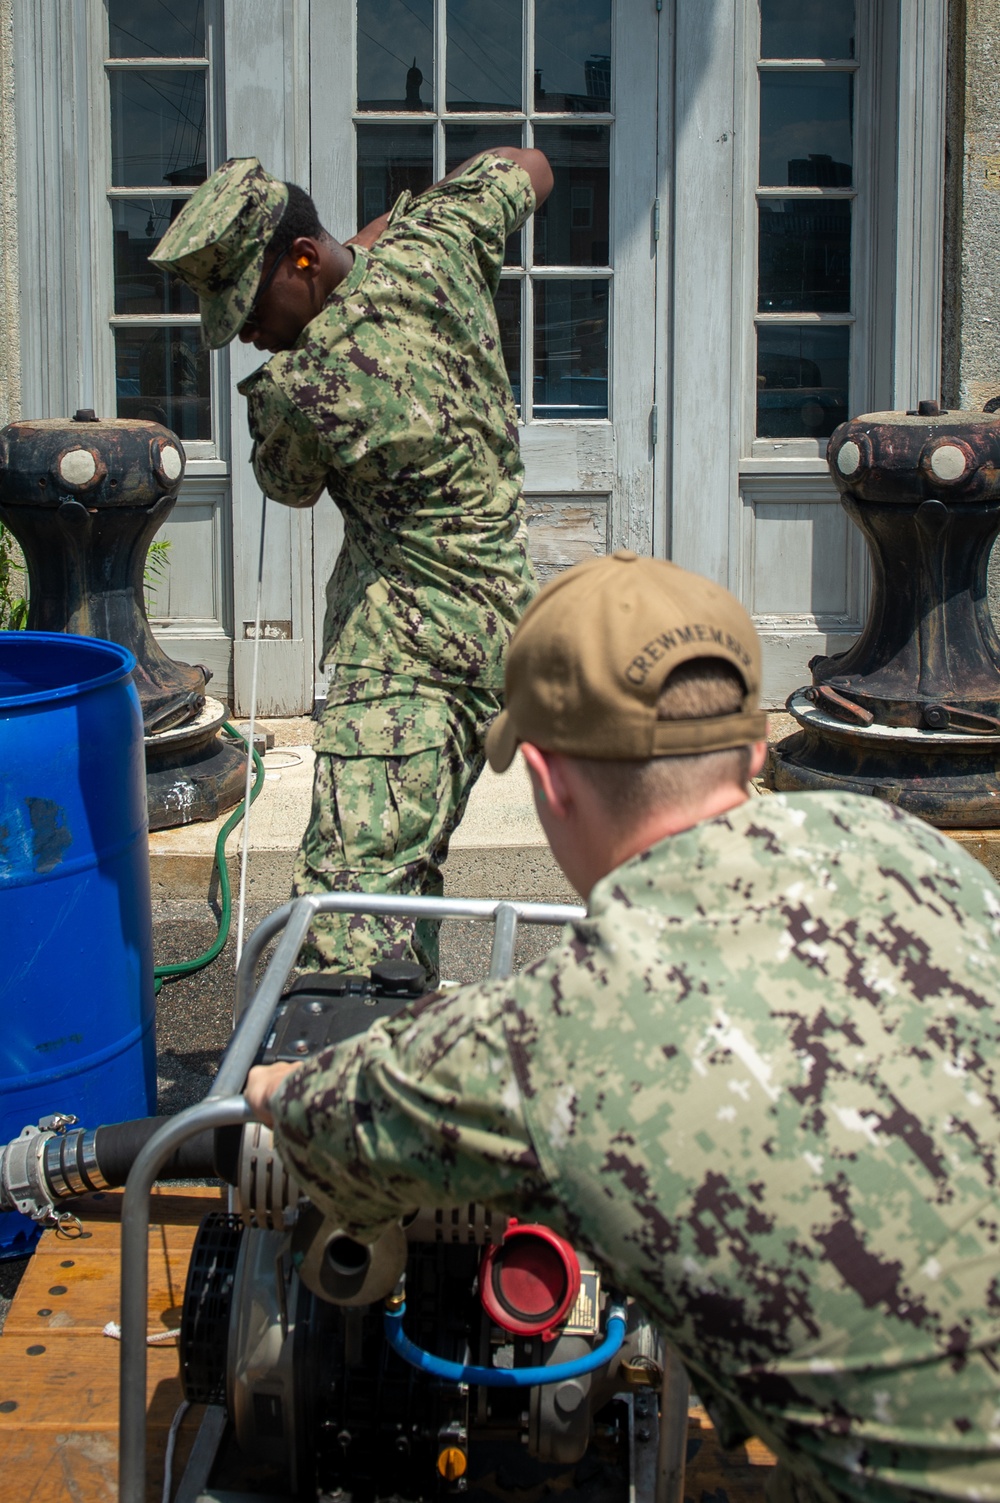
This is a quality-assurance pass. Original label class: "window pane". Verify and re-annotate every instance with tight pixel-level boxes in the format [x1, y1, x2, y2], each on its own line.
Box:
[445, 127, 524, 265]
[115, 327, 210, 441]
[759, 73, 853, 187]
[445, 124, 524, 170]
[756, 325, 849, 438]
[113, 199, 199, 315]
[534, 279, 608, 420]
[357, 0, 433, 111]
[447, 0, 523, 112]
[108, 0, 205, 59]
[495, 280, 523, 414]
[535, 0, 611, 112]
[356, 124, 434, 225]
[760, 0, 855, 59]
[109, 70, 207, 188]
[533, 125, 609, 266]
[758, 199, 850, 312]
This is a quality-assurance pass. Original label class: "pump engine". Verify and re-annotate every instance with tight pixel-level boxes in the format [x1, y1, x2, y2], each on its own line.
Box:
[0, 956, 665, 1500]
[181, 963, 663, 1497]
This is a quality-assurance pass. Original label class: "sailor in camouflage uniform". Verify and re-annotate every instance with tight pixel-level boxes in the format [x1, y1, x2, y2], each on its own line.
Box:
[151, 150, 553, 978]
[249, 552, 1000, 1503]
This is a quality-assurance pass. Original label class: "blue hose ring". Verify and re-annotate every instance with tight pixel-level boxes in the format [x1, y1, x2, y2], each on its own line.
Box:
[383, 1300, 627, 1387]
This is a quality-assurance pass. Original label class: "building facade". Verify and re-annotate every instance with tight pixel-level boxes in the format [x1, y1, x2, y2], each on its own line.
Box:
[0, 1, 993, 716]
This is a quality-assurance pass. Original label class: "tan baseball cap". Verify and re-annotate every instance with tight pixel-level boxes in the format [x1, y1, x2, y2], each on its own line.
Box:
[486, 551, 767, 772]
[149, 158, 288, 348]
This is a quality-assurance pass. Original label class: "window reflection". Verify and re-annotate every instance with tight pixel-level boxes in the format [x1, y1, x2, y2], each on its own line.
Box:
[352, 0, 616, 423]
[114, 327, 210, 441]
[357, 0, 433, 111]
[758, 199, 850, 312]
[494, 281, 523, 413]
[108, 0, 205, 59]
[533, 125, 610, 267]
[356, 124, 434, 226]
[113, 200, 199, 315]
[447, 0, 523, 112]
[109, 71, 207, 188]
[535, 0, 611, 112]
[445, 125, 524, 171]
[759, 0, 855, 59]
[756, 325, 849, 438]
[759, 73, 853, 187]
[534, 280, 609, 419]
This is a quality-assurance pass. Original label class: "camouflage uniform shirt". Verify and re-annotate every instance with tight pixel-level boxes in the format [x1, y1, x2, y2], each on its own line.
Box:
[272, 790, 1000, 1503]
[237, 154, 538, 694]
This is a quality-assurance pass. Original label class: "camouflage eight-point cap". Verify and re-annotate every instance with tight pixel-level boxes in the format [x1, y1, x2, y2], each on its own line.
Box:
[150, 157, 288, 348]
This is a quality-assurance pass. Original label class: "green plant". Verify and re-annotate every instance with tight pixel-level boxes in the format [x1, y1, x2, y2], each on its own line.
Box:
[144, 537, 171, 614]
[0, 522, 28, 630]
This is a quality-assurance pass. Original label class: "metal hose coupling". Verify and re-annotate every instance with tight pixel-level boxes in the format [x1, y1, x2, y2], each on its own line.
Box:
[0, 1116, 107, 1222]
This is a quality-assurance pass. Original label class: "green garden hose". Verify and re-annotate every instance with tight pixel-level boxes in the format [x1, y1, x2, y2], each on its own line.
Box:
[153, 721, 266, 988]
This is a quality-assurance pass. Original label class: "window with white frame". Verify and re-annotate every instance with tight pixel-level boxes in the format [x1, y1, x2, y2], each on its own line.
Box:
[753, 0, 857, 449]
[104, 0, 221, 449]
[355, 0, 613, 421]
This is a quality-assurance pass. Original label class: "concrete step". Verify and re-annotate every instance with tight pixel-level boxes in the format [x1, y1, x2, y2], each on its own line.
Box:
[149, 713, 1000, 915]
[149, 740, 578, 909]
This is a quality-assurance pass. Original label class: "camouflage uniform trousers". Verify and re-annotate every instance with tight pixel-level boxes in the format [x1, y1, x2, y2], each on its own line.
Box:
[292, 679, 502, 982]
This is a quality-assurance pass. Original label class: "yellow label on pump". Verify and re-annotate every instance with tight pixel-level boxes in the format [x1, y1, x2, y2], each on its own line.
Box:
[437, 1446, 468, 1480]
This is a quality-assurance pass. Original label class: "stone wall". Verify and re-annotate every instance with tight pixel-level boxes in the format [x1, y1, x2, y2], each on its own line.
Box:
[0, 0, 19, 427]
[945, 0, 1000, 411]
[942, 0, 1000, 620]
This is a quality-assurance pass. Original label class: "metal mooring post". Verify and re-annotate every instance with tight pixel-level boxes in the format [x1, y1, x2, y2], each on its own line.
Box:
[0, 411, 245, 829]
[773, 400, 1000, 825]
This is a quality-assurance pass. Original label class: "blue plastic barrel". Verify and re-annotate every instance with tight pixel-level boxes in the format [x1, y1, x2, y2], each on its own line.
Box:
[0, 632, 155, 1255]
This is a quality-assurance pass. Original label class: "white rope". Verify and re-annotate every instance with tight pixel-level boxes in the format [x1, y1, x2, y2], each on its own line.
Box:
[102, 1320, 179, 1344]
[235, 490, 269, 969]
[103, 1323, 188, 1498]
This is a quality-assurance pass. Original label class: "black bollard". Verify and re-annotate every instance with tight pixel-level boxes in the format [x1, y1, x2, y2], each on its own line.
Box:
[0, 411, 245, 829]
[772, 401, 1000, 826]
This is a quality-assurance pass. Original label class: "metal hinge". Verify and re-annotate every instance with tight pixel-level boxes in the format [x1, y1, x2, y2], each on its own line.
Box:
[653, 198, 660, 241]
[651, 405, 659, 446]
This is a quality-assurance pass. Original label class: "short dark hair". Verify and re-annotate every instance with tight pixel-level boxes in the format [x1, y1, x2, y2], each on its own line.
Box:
[266, 182, 324, 257]
[574, 659, 755, 819]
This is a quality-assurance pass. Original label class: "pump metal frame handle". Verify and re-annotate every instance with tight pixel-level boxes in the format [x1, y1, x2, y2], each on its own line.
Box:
[117, 892, 586, 1503]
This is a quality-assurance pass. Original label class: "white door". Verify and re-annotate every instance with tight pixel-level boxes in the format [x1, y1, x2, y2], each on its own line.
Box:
[309, 0, 660, 705]
[666, 0, 946, 706]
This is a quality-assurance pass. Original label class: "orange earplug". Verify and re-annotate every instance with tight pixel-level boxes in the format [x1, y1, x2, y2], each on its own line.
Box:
[296, 255, 310, 268]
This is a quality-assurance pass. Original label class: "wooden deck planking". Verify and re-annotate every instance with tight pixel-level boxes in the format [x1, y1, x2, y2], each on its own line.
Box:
[0, 1185, 225, 1502]
[683, 1406, 778, 1503]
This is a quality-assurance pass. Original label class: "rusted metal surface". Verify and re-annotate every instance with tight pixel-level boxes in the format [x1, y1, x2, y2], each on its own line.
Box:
[0, 411, 203, 732]
[0, 412, 244, 829]
[773, 402, 1000, 826]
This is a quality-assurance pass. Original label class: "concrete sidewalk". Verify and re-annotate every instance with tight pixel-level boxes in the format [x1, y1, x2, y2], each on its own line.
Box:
[149, 717, 577, 908]
[149, 710, 1000, 911]
[145, 711, 1000, 1113]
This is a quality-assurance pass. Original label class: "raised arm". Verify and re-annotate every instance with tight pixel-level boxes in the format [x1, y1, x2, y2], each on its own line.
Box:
[346, 146, 554, 251]
[485, 147, 553, 206]
[434, 146, 552, 206]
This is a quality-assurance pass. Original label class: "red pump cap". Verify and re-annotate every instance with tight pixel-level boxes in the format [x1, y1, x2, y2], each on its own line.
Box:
[479, 1221, 581, 1338]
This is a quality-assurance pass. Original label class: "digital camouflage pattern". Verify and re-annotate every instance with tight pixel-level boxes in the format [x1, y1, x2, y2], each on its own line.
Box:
[150, 157, 288, 349]
[235, 153, 540, 971]
[294, 672, 500, 979]
[237, 153, 538, 688]
[272, 790, 1000, 1503]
